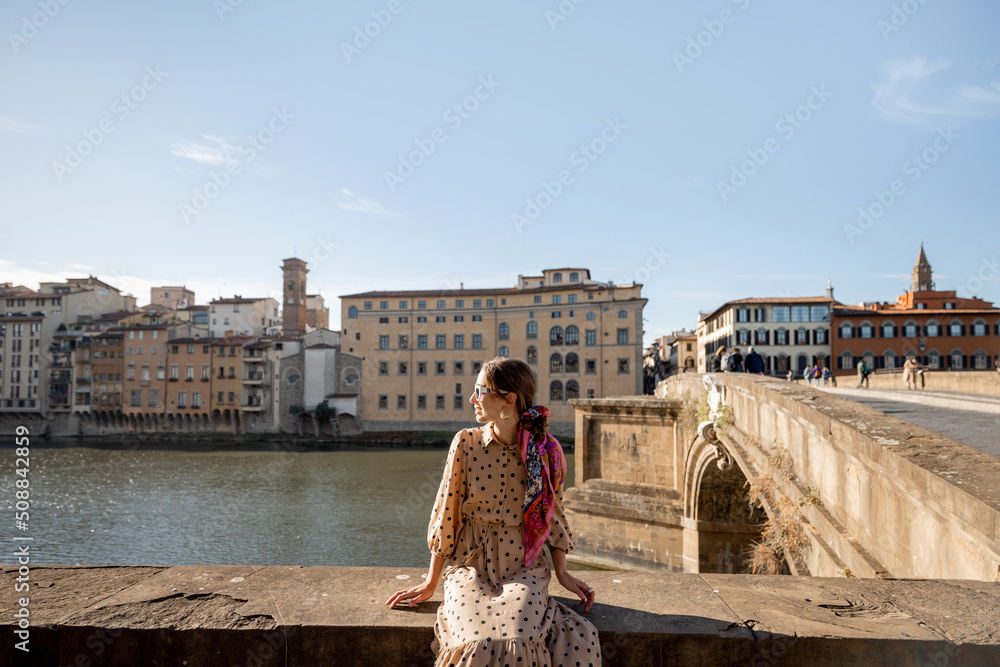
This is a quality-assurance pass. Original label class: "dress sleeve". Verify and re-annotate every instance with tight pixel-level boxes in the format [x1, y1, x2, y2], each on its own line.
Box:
[427, 430, 467, 559]
[545, 474, 575, 554]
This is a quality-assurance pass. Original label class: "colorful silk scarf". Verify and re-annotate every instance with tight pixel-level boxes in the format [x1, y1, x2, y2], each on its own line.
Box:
[518, 406, 566, 567]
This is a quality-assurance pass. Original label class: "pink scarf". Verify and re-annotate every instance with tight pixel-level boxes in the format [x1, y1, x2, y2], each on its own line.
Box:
[518, 406, 566, 566]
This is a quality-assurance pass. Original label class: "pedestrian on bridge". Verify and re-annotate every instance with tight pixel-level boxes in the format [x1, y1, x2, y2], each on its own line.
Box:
[744, 346, 765, 375]
[857, 359, 871, 388]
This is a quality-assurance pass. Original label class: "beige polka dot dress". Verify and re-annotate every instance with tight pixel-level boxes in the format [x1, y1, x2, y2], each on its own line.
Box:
[427, 427, 601, 666]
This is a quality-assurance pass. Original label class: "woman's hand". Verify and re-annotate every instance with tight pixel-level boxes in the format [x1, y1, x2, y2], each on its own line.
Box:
[385, 578, 437, 609]
[555, 568, 595, 612]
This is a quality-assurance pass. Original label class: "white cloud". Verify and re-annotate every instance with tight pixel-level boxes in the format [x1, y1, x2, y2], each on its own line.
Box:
[871, 57, 1000, 123]
[0, 114, 44, 134]
[170, 134, 237, 165]
[336, 188, 410, 222]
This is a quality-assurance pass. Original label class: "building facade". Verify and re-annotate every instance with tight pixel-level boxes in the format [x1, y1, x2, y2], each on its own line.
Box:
[0, 315, 43, 411]
[697, 294, 836, 375]
[306, 294, 330, 330]
[832, 248, 1000, 375]
[208, 297, 281, 337]
[121, 325, 168, 417]
[165, 337, 213, 417]
[150, 286, 195, 310]
[340, 268, 646, 433]
[91, 331, 123, 412]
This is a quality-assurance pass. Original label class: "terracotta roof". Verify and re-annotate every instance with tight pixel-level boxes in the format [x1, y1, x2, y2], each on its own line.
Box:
[340, 283, 632, 299]
[210, 297, 270, 304]
[169, 337, 214, 344]
[0, 315, 43, 321]
[701, 297, 839, 322]
[834, 308, 1000, 316]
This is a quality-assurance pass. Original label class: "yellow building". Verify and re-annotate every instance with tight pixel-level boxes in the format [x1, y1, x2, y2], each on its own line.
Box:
[340, 268, 645, 435]
[210, 335, 251, 420]
[121, 325, 168, 418]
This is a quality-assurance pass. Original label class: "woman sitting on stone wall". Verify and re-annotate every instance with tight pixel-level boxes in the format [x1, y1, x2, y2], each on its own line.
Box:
[386, 356, 600, 666]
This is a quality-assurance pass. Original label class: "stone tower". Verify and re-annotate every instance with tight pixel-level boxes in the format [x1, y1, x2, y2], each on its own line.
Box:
[281, 258, 308, 336]
[912, 244, 934, 292]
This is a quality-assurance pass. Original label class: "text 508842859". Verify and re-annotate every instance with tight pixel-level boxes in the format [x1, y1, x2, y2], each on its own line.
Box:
[13, 425, 32, 653]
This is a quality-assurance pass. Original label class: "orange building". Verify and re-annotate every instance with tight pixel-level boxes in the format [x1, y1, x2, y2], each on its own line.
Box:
[121, 325, 168, 416]
[210, 335, 252, 417]
[165, 337, 213, 417]
[832, 247, 1000, 375]
[91, 330, 123, 411]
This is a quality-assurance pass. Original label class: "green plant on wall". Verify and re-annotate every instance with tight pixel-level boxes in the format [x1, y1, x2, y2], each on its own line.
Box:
[314, 400, 335, 421]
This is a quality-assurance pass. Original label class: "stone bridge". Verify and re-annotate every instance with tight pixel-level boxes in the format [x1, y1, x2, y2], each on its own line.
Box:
[563, 374, 1000, 581]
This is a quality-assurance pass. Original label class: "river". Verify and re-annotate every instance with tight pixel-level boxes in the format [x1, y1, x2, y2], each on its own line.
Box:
[2, 440, 579, 568]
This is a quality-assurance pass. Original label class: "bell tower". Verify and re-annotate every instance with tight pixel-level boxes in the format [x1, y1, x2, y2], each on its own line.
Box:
[912, 243, 934, 292]
[281, 258, 308, 336]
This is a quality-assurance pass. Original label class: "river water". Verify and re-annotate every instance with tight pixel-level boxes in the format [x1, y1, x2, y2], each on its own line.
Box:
[3, 440, 577, 568]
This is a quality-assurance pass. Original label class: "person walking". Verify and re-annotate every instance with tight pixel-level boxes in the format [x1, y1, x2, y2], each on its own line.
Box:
[744, 346, 765, 375]
[712, 345, 727, 373]
[902, 357, 917, 390]
[802, 365, 812, 386]
[857, 359, 870, 388]
[821, 366, 830, 387]
[730, 347, 744, 373]
[386, 357, 599, 665]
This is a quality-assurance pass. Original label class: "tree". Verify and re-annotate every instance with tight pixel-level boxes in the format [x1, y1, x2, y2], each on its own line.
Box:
[313, 400, 335, 421]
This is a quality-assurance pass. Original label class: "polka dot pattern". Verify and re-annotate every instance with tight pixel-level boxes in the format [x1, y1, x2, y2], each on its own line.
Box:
[426, 427, 601, 666]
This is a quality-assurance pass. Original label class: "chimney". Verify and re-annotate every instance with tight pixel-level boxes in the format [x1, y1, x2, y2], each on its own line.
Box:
[826, 280, 834, 300]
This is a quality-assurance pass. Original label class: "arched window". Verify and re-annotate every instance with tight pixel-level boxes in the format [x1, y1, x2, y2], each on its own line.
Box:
[796, 354, 808, 371]
[526, 321, 538, 338]
[586, 312, 596, 321]
[925, 320, 940, 337]
[775, 328, 788, 345]
[565, 353, 579, 373]
[569, 272, 579, 282]
[881, 321, 896, 338]
[903, 319, 919, 338]
[550, 381, 564, 401]
[618, 310, 628, 319]
[550, 354, 563, 373]
[498, 322, 509, 340]
[775, 354, 789, 373]
[565, 325, 579, 345]
[815, 328, 828, 345]
[550, 326, 564, 346]
[862, 350, 876, 369]
[347, 305, 358, 319]
[566, 381, 579, 400]
[927, 349, 941, 369]
[972, 318, 988, 336]
[950, 349, 964, 369]
[883, 349, 896, 369]
[795, 327, 809, 345]
[498, 346, 509, 357]
[839, 321, 854, 339]
[974, 349, 989, 369]
[859, 321, 874, 338]
[737, 328, 750, 345]
[552, 272, 563, 283]
[948, 319, 963, 337]
[526, 345, 537, 365]
[840, 351, 854, 370]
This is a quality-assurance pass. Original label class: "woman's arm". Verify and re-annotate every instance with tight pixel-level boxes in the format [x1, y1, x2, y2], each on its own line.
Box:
[385, 552, 447, 608]
[551, 547, 595, 612]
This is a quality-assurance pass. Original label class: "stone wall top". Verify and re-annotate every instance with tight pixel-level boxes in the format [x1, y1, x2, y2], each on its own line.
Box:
[2, 565, 998, 666]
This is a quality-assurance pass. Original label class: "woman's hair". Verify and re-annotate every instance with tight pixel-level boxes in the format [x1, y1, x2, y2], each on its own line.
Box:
[481, 356, 546, 440]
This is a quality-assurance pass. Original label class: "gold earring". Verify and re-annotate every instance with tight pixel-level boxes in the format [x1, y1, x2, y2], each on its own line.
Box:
[500, 408, 508, 420]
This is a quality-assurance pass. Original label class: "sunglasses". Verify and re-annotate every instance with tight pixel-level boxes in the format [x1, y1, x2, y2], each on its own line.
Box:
[472, 385, 510, 401]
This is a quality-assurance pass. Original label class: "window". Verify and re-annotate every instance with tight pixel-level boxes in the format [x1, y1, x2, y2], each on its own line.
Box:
[498, 345, 509, 357]
[568, 294, 577, 303]
[754, 307, 767, 322]
[585, 358, 596, 374]
[585, 329, 596, 346]
[617, 328, 628, 345]
[436, 316, 445, 323]
[472, 315, 481, 322]
[148, 389, 160, 407]
[550, 354, 563, 373]
[974, 350, 989, 369]
[380, 301, 388, 310]
[455, 300, 464, 308]
[436, 395, 445, 410]
[379, 335, 389, 350]
[379, 317, 389, 324]
[773, 306, 790, 322]
[436, 335, 446, 349]
[454, 315, 464, 323]
[130, 390, 141, 406]
[454, 361, 464, 375]
[399, 300, 408, 309]
[437, 300, 446, 308]
[177, 392, 187, 408]
[927, 351, 941, 369]
[526, 346, 537, 365]
[840, 352, 854, 370]
[618, 358, 629, 374]
[170, 365, 179, 380]
[811, 305, 829, 322]
[398, 317, 408, 324]
[417, 395, 427, 410]
[218, 391, 224, 403]
[553, 272, 562, 283]
[472, 334, 482, 349]
[791, 306, 810, 322]
[972, 320, 987, 336]
[795, 328, 809, 345]
[551, 311, 561, 319]
[565, 353, 579, 373]
[566, 381, 579, 400]
[944, 303, 955, 310]
[839, 323, 854, 339]
[378, 361, 389, 375]
[418, 335, 428, 349]
[550, 381, 563, 402]
[348, 306, 358, 319]
[378, 395, 388, 409]
[553, 295, 562, 304]
[951, 351, 964, 369]
[192, 392, 201, 408]
[473, 299, 481, 308]
[397, 395, 407, 409]
[398, 335, 408, 349]
[417, 316, 427, 323]
[883, 351, 896, 369]
[472, 361, 482, 373]
[435, 361, 446, 375]
[185, 365, 194, 380]
[904, 322, 919, 337]
[948, 321, 963, 337]
[418, 300, 426, 309]
[737, 329, 750, 345]
[926, 321, 940, 337]
[417, 361, 427, 375]
[815, 328, 828, 345]
[534, 295, 542, 304]
[569, 272, 579, 282]
[550, 326, 564, 346]
[565, 325, 579, 345]
[398, 362, 408, 375]
[527, 321, 538, 338]
[882, 323, 896, 338]
[363, 301, 372, 310]
[498, 322, 509, 340]
[486, 299, 495, 308]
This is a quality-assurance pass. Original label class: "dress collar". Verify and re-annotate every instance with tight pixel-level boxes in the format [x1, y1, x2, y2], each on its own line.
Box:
[481, 423, 518, 449]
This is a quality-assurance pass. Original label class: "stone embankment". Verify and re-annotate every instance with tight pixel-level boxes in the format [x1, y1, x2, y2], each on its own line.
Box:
[3, 565, 999, 666]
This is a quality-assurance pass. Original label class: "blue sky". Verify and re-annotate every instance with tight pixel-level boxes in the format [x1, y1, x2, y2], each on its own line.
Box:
[2, 0, 999, 344]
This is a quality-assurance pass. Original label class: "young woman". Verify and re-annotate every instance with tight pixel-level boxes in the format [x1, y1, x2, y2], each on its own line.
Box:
[386, 356, 600, 666]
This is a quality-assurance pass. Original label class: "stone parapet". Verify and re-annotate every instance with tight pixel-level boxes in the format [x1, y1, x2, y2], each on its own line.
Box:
[2, 565, 998, 666]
